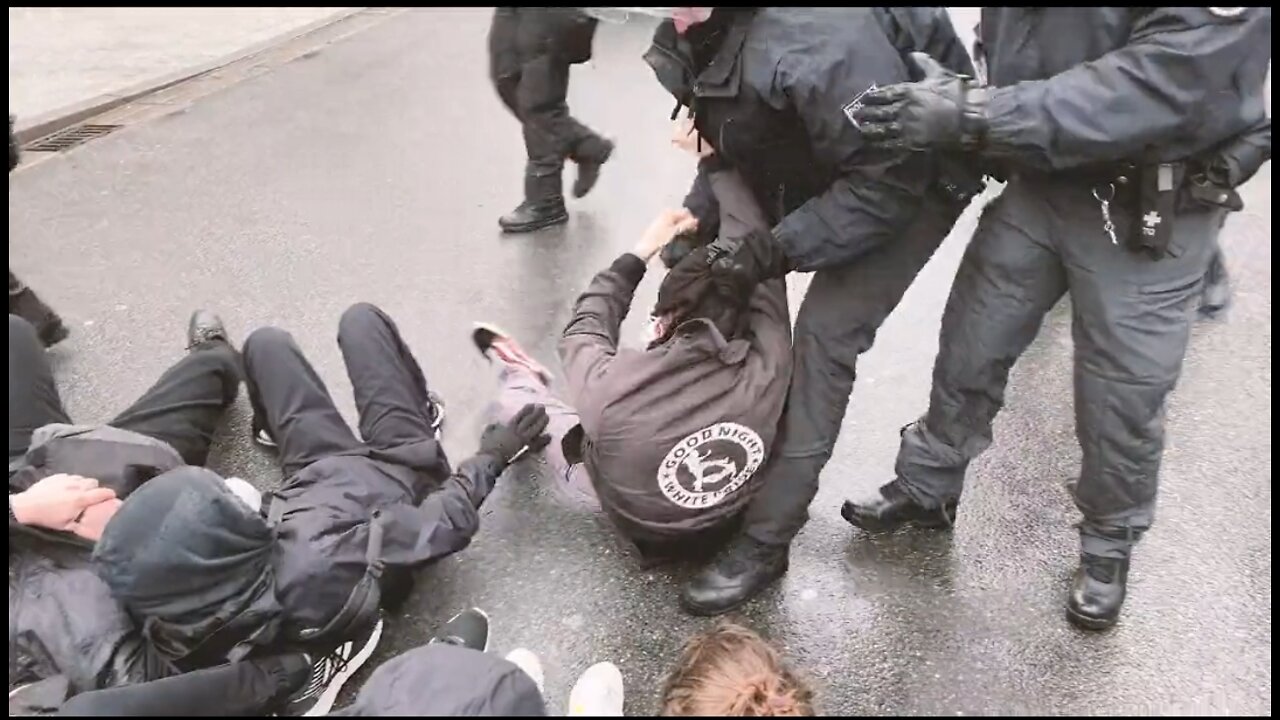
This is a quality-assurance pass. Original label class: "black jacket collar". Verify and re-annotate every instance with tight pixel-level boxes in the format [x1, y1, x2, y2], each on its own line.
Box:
[643, 9, 756, 111]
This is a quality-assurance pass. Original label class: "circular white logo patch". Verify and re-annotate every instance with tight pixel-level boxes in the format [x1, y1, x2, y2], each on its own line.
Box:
[657, 422, 766, 510]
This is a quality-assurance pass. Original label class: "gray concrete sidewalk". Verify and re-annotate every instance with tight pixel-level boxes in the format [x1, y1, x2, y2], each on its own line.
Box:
[8, 7, 355, 122]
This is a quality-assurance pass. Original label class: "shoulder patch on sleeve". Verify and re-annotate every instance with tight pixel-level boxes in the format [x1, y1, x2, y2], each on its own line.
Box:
[1207, 7, 1248, 18]
[841, 83, 879, 129]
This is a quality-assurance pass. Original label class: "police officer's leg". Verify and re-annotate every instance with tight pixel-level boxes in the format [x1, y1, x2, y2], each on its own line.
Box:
[498, 54, 574, 233]
[487, 7, 522, 118]
[9, 314, 70, 462]
[242, 326, 364, 478]
[1063, 202, 1219, 630]
[680, 197, 958, 616]
[842, 180, 1068, 532]
[108, 311, 241, 467]
[336, 303, 445, 465]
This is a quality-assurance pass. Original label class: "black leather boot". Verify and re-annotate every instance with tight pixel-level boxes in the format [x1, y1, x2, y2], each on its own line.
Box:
[186, 309, 230, 350]
[498, 199, 568, 233]
[9, 272, 69, 347]
[680, 535, 789, 616]
[840, 480, 957, 533]
[1198, 249, 1232, 319]
[1067, 553, 1130, 630]
[571, 136, 614, 198]
[500, 172, 569, 233]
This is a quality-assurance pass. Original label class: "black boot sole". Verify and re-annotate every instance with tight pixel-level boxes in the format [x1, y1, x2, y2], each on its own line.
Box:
[499, 210, 569, 234]
[1065, 605, 1119, 631]
[572, 141, 615, 199]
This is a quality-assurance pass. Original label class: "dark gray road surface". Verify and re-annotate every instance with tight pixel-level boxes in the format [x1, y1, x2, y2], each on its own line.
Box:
[8, 8, 1271, 715]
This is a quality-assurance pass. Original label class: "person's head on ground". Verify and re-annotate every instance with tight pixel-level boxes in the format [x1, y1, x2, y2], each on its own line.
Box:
[92, 466, 282, 667]
[661, 621, 814, 716]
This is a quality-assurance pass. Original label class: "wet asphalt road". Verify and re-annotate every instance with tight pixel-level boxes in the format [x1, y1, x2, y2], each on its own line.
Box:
[8, 8, 1271, 715]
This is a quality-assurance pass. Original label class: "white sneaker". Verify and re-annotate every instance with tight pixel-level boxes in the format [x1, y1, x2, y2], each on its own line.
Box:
[504, 648, 545, 693]
[568, 662, 624, 716]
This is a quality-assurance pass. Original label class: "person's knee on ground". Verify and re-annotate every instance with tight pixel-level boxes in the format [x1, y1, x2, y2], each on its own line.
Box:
[659, 621, 813, 716]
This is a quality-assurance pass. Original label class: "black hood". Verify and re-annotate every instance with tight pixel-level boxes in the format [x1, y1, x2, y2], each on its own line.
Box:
[652, 242, 751, 346]
[92, 466, 284, 669]
[332, 644, 547, 717]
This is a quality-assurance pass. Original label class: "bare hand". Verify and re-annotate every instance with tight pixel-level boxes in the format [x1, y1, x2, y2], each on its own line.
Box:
[633, 208, 698, 262]
[10, 474, 118, 533]
[671, 118, 715, 158]
[69, 498, 123, 542]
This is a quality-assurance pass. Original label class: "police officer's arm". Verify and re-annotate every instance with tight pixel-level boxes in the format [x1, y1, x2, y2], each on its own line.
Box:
[771, 53, 933, 271]
[682, 159, 722, 244]
[705, 169, 793, 363]
[882, 6, 976, 78]
[980, 7, 1271, 172]
[558, 254, 647, 403]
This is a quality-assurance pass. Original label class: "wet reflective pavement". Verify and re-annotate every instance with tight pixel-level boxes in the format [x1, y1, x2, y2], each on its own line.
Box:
[8, 8, 1271, 715]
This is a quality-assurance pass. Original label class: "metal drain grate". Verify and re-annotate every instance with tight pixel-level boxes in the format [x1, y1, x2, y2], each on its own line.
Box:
[24, 124, 121, 152]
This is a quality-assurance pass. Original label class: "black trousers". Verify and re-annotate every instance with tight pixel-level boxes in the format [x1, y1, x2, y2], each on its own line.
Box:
[54, 654, 309, 716]
[8, 314, 240, 467]
[242, 302, 441, 479]
[488, 8, 605, 202]
[741, 197, 964, 546]
[895, 177, 1220, 559]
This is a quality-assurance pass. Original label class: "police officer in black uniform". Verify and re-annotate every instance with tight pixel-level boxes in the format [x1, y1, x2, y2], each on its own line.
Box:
[488, 7, 614, 233]
[645, 7, 983, 616]
[845, 7, 1272, 630]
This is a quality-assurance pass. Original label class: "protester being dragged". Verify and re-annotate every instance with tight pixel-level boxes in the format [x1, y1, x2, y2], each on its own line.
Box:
[474, 164, 792, 565]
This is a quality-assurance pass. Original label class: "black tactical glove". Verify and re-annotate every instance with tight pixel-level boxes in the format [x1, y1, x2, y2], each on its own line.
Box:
[660, 228, 705, 270]
[654, 229, 788, 336]
[705, 228, 791, 290]
[478, 403, 551, 466]
[852, 52, 989, 151]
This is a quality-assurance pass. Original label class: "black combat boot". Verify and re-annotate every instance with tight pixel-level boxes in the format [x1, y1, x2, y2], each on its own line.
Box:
[1198, 248, 1232, 319]
[571, 136, 614, 199]
[9, 272, 69, 347]
[186, 309, 231, 350]
[499, 173, 568, 233]
[1066, 553, 1130, 631]
[680, 535, 788, 616]
[840, 479, 957, 533]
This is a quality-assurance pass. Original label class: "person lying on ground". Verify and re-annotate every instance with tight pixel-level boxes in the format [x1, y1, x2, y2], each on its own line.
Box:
[8, 310, 241, 697]
[88, 302, 551, 716]
[49, 608, 548, 717]
[473, 168, 793, 564]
